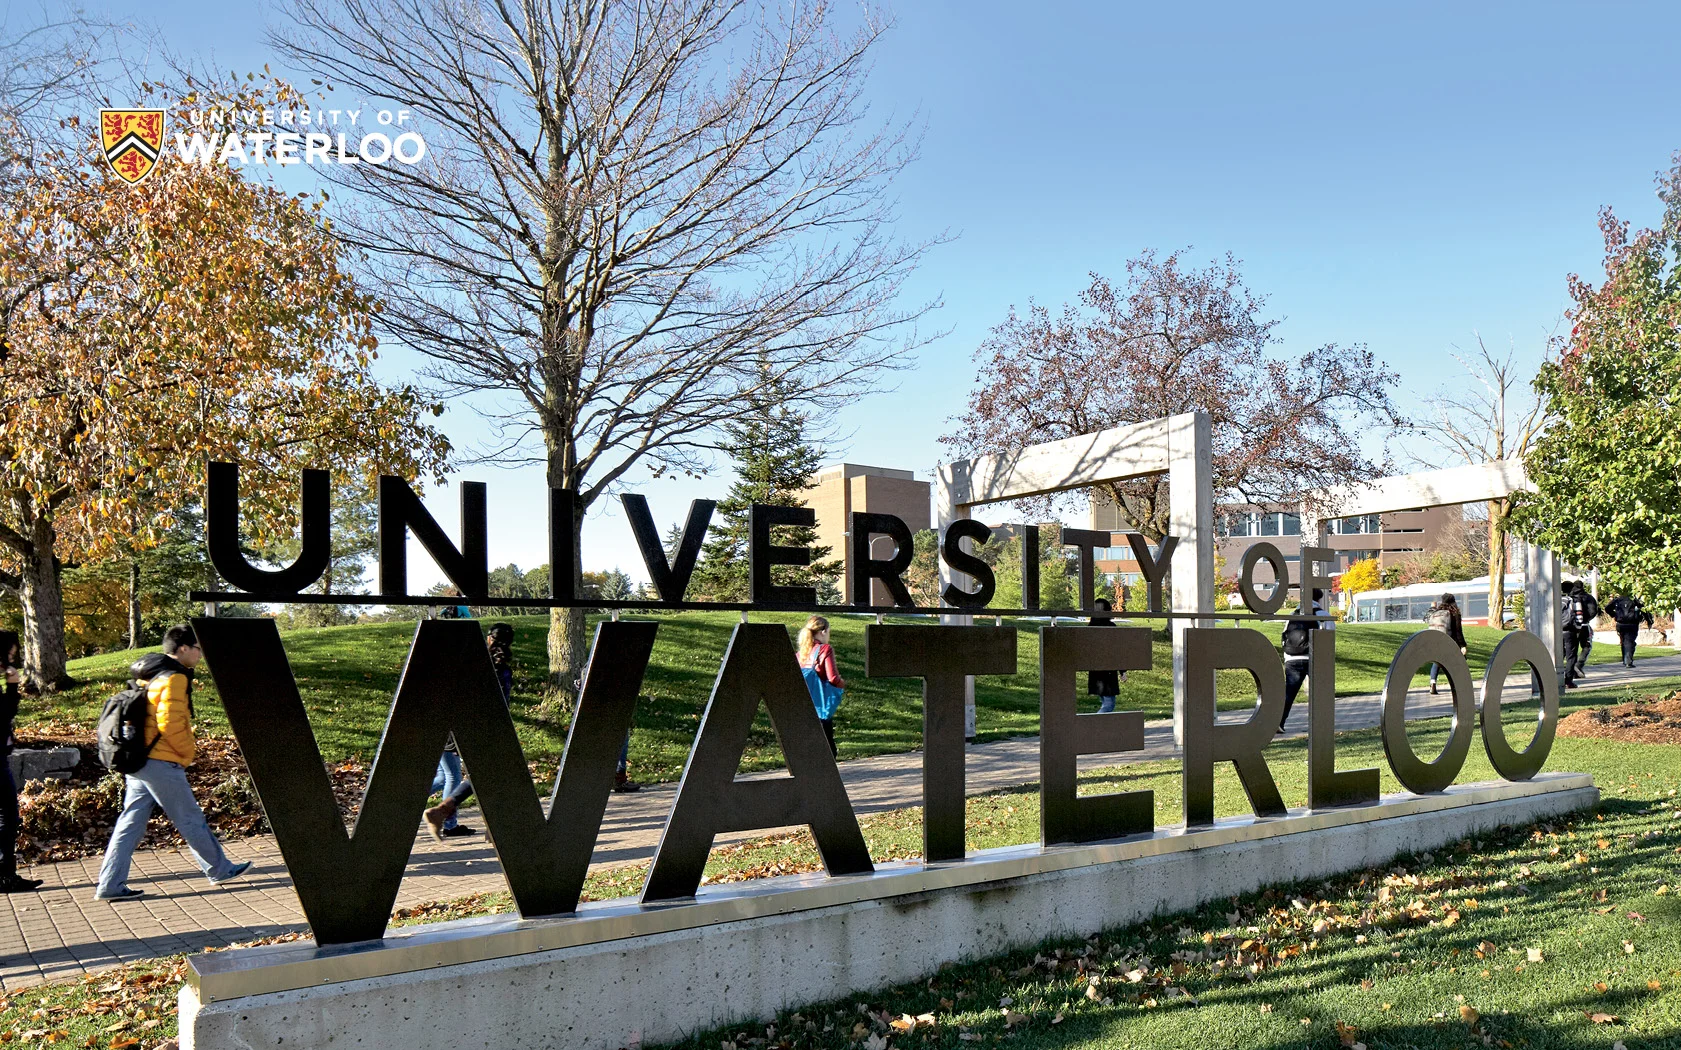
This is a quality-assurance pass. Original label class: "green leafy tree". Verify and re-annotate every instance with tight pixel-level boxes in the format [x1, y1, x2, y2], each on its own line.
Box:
[691, 367, 839, 601]
[1513, 155, 1681, 606]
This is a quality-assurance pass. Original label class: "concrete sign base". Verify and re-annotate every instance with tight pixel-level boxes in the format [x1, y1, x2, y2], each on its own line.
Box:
[179, 774, 1594, 1050]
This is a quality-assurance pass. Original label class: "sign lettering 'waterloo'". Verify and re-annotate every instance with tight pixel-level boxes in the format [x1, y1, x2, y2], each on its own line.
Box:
[195, 464, 1561, 945]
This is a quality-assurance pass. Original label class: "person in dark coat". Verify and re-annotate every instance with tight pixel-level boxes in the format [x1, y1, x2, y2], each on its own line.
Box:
[1087, 598, 1124, 712]
[1425, 593, 1467, 694]
[1562, 580, 1600, 687]
[0, 631, 43, 893]
[1604, 594, 1653, 668]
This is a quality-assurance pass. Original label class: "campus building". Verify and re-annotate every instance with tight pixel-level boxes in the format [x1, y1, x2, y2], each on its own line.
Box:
[803, 463, 931, 604]
[1087, 496, 1463, 586]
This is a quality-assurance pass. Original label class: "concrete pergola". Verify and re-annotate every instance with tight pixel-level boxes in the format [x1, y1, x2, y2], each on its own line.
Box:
[1301, 458, 1558, 662]
[936, 418, 1559, 744]
[934, 411, 1215, 739]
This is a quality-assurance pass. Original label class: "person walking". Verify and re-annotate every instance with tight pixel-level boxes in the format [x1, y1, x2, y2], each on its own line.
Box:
[1425, 593, 1467, 695]
[1605, 593, 1653, 668]
[95, 625, 251, 901]
[1562, 580, 1600, 688]
[798, 616, 845, 757]
[1278, 588, 1334, 733]
[1087, 598, 1124, 713]
[0, 632, 43, 894]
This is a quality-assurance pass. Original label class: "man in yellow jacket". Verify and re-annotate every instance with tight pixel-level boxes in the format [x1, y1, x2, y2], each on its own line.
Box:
[95, 625, 251, 901]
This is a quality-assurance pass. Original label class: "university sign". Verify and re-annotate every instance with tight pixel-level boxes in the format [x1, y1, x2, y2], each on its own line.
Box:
[192, 462, 1564, 953]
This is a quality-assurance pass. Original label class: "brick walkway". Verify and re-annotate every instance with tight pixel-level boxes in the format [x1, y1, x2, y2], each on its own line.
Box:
[3, 654, 1675, 990]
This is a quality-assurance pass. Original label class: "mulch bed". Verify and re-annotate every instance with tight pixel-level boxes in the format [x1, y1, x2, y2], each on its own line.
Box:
[1557, 692, 1681, 746]
[9, 723, 553, 865]
[9, 721, 373, 864]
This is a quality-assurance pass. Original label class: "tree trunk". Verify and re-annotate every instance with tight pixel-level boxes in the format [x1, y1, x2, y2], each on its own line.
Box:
[18, 517, 72, 692]
[545, 482, 589, 699]
[1487, 498, 1509, 629]
[128, 559, 143, 650]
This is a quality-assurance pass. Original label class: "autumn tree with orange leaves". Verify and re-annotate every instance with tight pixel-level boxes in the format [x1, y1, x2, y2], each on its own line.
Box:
[0, 80, 450, 691]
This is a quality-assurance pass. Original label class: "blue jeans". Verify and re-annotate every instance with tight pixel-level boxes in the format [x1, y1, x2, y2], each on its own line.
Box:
[432, 751, 463, 829]
[97, 759, 239, 896]
[1096, 695, 1117, 714]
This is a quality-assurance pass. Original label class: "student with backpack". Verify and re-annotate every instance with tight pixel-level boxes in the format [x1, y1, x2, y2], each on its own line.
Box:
[94, 625, 251, 901]
[0, 632, 43, 893]
[1562, 580, 1600, 688]
[1424, 593, 1467, 694]
[1278, 589, 1333, 734]
[1605, 593, 1653, 668]
[798, 616, 845, 757]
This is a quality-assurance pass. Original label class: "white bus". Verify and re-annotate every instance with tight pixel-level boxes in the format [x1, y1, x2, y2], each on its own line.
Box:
[1347, 575, 1525, 627]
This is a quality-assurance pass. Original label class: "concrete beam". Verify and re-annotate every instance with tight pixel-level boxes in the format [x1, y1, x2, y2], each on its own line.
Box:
[937, 416, 1180, 508]
[1309, 460, 1530, 518]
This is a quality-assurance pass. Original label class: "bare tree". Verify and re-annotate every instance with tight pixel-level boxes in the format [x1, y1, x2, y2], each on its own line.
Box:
[1415, 336, 1545, 626]
[945, 252, 1407, 540]
[272, 0, 935, 696]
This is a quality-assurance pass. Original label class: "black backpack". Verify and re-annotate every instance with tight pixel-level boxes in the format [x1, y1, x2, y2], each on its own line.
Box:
[1282, 618, 1313, 657]
[97, 681, 157, 774]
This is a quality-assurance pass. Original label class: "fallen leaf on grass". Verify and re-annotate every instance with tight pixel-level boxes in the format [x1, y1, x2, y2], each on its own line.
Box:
[1459, 1005, 1480, 1027]
[1623, 941, 1636, 955]
[1526, 948, 1544, 963]
[1649, 980, 1663, 990]
[863, 1032, 889, 1050]
[1003, 1011, 1027, 1028]
[1587, 1012, 1619, 1024]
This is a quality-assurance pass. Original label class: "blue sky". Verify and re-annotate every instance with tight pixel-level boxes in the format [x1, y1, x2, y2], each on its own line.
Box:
[78, 0, 1681, 587]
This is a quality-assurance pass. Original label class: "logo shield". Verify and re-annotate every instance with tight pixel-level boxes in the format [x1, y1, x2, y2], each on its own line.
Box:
[100, 109, 165, 184]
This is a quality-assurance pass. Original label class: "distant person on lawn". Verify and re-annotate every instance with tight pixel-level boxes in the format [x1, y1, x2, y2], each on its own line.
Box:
[798, 616, 846, 757]
[0, 631, 43, 893]
[1605, 593, 1653, 669]
[95, 625, 251, 901]
[1087, 598, 1125, 713]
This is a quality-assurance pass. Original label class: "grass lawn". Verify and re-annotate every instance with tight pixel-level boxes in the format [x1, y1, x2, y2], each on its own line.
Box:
[3, 676, 1676, 1048]
[25, 614, 1670, 785]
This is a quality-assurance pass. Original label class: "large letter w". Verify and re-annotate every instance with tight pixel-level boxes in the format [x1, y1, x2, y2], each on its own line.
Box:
[193, 617, 655, 944]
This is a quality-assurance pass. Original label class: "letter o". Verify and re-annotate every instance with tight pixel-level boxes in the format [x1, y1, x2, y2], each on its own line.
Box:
[1381, 630, 1475, 794]
[1237, 542, 1289, 616]
[377, 109, 394, 125]
[392, 132, 427, 164]
[1479, 630, 1559, 781]
[359, 133, 393, 163]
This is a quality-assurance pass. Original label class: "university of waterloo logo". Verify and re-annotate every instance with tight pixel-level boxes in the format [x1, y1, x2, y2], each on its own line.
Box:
[100, 110, 165, 184]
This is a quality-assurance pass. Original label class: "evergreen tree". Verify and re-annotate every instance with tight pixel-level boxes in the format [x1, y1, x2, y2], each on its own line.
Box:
[691, 366, 839, 601]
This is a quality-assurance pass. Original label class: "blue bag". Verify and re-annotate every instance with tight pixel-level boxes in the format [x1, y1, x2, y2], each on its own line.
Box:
[802, 666, 844, 720]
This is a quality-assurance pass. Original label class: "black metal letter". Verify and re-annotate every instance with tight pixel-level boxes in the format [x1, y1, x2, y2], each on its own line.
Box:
[643, 624, 873, 900]
[1022, 524, 1041, 610]
[1381, 630, 1474, 794]
[193, 617, 658, 942]
[622, 494, 715, 602]
[378, 476, 488, 599]
[1237, 542, 1289, 617]
[849, 512, 914, 608]
[205, 461, 330, 594]
[940, 519, 996, 608]
[1181, 627, 1288, 826]
[1306, 629, 1380, 808]
[750, 504, 816, 605]
[1479, 630, 1560, 781]
[1124, 533, 1178, 612]
[548, 487, 577, 601]
[1039, 625, 1156, 844]
[1057, 527, 1107, 611]
[866, 625, 1016, 861]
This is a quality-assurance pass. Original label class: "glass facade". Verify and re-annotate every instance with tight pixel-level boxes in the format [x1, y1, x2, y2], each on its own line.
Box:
[1218, 511, 1303, 537]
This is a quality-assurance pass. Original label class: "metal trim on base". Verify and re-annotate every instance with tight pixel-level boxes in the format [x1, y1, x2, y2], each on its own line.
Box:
[188, 773, 1594, 1003]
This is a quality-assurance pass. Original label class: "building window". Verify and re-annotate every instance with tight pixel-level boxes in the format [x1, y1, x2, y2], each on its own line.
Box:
[1261, 513, 1280, 536]
[1282, 513, 1301, 536]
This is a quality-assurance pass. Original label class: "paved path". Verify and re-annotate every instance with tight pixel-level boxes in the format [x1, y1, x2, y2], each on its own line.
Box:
[3, 654, 1676, 991]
